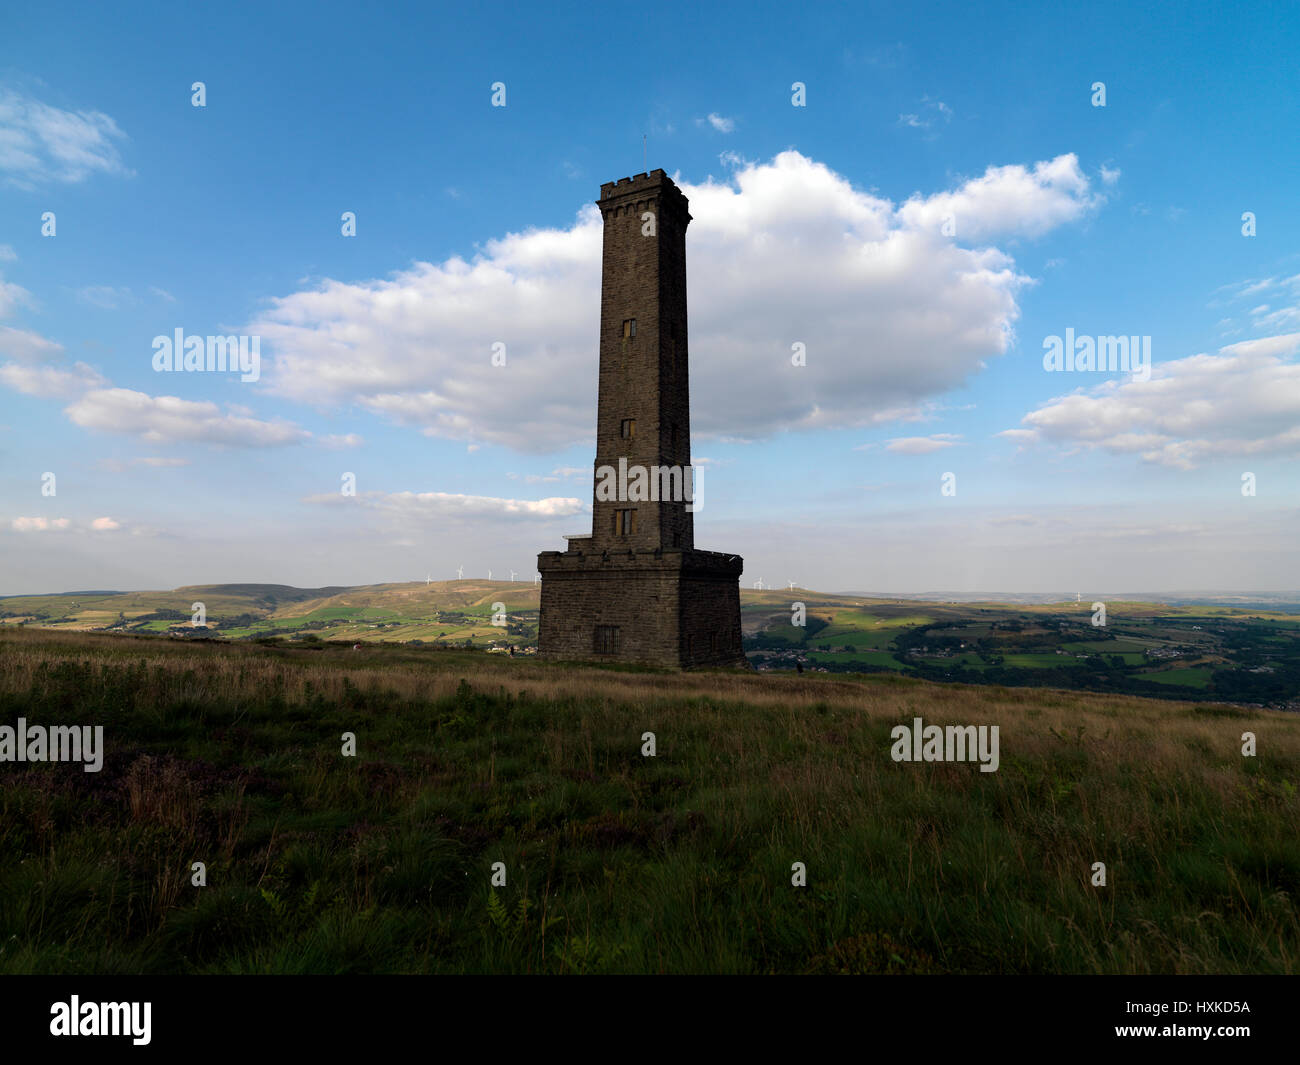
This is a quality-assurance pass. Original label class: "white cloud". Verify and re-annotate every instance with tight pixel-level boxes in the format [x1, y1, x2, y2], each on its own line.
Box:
[321, 433, 364, 449]
[898, 98, 952, 132]
[898, 153, 1104, 241]
[702, 113, 735, 133]
[885, 433, 962, 454]
[11, 516, 71, 532]
[90, 516, 121, 530]
[254, 151, 1103, 452]
[1007, 333, 1300, 468]
[0, 90, 131, 187]
[0, 325, 63, 362]
[307, 490, 585, 520]
[0, 277, 32, 318]
[76, 285, 133, 310]
[64, 388, 311, 446]
[0, 360, 107, 398]
[0, 245, 15, 262]
[98, 456, 192, 472]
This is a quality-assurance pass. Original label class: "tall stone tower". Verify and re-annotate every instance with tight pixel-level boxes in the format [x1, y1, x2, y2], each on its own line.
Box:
[536, 170, 747, 669]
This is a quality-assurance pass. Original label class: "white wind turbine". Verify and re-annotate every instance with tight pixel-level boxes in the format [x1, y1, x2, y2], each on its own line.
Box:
[534, 573, 541, 586]
[426, 574, 432, 586]
[509, 569, 517, 581]
[753, 578, 765, 590]
[788, 580, 796, 590]
[457, 564, 464, 580]
[487, 569, 492, 580]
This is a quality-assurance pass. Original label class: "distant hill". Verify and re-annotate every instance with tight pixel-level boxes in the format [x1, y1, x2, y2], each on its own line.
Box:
[3, 579, 1298, 708]
[843, 590, 1300, 609]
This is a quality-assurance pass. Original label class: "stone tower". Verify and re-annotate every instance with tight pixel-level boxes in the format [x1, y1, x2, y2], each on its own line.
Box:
[536, 170, 746, 669]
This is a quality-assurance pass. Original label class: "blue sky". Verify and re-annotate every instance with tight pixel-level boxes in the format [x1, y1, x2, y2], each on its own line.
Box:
[2, 0, 1298, 595]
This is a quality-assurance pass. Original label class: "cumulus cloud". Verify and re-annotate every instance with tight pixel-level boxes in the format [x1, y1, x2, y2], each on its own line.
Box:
[898, 153, 1105, 241]
[0, 89, 131, 187]
[0, 325, 63, 362]
[1005, 333, 1300, 468]
[254, 151, 1103, 452]
[64, 388, 311, 447]
[0, 360, 107, 398]
[90, 516, 121, 530]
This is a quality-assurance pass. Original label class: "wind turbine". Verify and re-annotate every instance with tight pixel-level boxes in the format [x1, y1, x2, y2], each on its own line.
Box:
[534, 572, 541, 586]
[487, 569, 492, 581]
[788, 580, 796, 591]
[509, 569, 517, 582]
[457, 564, 464, 580]
[753, 578, 765, 590]
[426, 574, 432, 586]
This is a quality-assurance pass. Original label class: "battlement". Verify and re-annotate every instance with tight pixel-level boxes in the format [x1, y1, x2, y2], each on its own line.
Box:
[598, 169, 690, 221]
[600, 169, 667, 196]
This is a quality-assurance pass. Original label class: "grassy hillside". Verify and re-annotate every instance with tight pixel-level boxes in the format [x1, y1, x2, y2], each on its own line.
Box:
[1, 626, 1296, 974]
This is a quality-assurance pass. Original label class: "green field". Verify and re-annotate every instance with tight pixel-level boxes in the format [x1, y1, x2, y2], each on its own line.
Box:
[805, 649, 906, 670]
[1000, 653, 1083, 669]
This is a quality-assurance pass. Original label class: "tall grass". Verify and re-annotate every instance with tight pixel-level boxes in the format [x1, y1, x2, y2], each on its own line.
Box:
[1, 627, 1296, 973]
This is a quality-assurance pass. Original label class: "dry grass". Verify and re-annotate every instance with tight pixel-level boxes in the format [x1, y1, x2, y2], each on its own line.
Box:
[1, 626, 1297, 974]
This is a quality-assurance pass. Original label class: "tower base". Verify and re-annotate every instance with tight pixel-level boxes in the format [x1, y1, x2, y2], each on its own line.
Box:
[536, 547, 748, 670]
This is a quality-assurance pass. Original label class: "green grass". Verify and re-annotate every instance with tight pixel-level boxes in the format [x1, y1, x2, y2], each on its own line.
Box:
[1, 627, 1297, 974]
